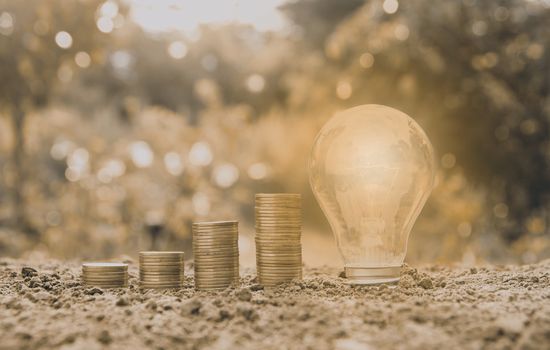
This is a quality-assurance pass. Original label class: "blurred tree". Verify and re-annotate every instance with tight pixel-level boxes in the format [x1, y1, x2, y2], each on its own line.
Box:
[282, 0, 550, 240]
[0, 0, 109, 235]
[280, 0, 364, 49]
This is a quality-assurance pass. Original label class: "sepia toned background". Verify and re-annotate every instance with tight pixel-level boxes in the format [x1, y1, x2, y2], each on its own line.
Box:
[1, 0, 549, 267]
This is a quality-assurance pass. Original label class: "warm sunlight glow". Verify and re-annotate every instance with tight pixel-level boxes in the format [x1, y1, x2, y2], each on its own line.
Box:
[128, 0, 287, 35]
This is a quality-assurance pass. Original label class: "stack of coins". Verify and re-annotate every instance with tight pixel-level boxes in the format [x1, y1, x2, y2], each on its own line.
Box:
[82, 262, 128, 288]
[193, 221, 239, 291]
[139, 251, 184, 289]
[255, 193, 302, 287]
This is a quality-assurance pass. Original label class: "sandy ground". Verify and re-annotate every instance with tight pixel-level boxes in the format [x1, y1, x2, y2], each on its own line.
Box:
[1, 258, 549, 350]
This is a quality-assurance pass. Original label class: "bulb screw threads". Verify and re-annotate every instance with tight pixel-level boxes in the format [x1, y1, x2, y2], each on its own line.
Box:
[344, 265, 401, 285]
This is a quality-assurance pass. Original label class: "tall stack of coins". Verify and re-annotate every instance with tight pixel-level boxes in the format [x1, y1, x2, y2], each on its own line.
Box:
[82, 262, 128, 288]
[139, 251, 184, 289]
[255, 193, 302, 287]
[192, 221, 239, 291]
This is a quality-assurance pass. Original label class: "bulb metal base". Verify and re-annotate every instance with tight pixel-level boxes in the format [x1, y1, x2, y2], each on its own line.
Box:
[344, 266, 401, 285]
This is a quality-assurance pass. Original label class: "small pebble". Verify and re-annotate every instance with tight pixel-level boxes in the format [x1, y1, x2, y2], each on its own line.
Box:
[116, 297, 129, 307]
[181, 298, 202, 316]
[97, 330, 112, 345]
[21, 267, 38, 278]
[418, 278, 433, 289]
[250, 284, 264, 291]
[236, 288, 252, 302]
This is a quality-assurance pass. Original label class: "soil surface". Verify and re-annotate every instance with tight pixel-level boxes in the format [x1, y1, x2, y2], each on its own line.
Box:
[1, 258, 549, 350]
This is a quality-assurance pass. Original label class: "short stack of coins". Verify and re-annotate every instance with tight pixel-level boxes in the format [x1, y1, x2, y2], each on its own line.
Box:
[255, 193, 302, 287]
[192, 221, 239, 291]
[139, 251, 184, 289]
[82, 262, 128, 288]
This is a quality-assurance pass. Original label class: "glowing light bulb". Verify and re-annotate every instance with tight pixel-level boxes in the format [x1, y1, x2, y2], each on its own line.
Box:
[308, 105, 436, 284]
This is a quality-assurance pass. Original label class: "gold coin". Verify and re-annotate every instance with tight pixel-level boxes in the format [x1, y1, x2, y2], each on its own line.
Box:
[140, 271, 183, 275]
[259, 277, 301, 284]
[194, 282, 236, 288]
[140, 278, 183, 284]
[139, 269, 184, 275]
[258, 276, 302, 282]
[194, 261, 238, 267]
[193, 255, 239, 261]
[82, 262, 127, 268]
[139, 283, 182, 288]
[194, 284, 235, 289]
[194, 281, 236, 286]
[193, 220, 238, 225]
[84, 282, 128, 288]
[192, 230, 238, 236]
[258, 269, 302, 274]
[255, 234, 301, 238]
[256, 258, 301, 264]
[192, 242, 238, 248]
[194, 257, 238, 262]
[139, 259, 184, 264]
[255, 210, 301, 215]
[194, 267, 237, 272]
[192, 234, 237, 239]
[83, 279, 128, 284]
[255, 242, 301, 247]
[139, 261, 184, 265]
[256, 257, 302, 263]
[139, 255, 183, 260]
[255, 237, 301, 243]
[193, 249, 239, 255]
[82, 271, 127, 276]
[140, 251, 184, 255]
[139, 279, 183, 283]
[194, 259, 238, 264]
[194, 278, 237, 283]
[255, 248, 302, 254]
[195, 268, 238, 274]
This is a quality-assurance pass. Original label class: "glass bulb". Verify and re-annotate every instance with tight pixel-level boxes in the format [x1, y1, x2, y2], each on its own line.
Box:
[308, 105, 436, 284]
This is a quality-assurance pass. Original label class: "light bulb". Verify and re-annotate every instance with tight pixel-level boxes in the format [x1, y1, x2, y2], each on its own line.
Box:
[308, 105, 436, 284]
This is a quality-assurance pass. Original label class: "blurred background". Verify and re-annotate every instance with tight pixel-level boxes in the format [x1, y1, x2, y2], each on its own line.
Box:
[1, 0, 549, 266]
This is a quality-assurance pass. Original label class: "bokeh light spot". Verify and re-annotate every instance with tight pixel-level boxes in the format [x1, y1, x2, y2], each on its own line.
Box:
[167, 41, 188, 59]
[394, 24, 409, 41]
[164, 152, 184, 176]
[55, 31, 73, 49]
[189, 142, 213, 167]
[520, 119, 538, 135]
[57, 64, 73, 83]
[441, 153, 456, 169]
[493, 203, 509, 219]
[336, 81, 352, 100]
[359, 52, 374, 69]
[50, 139, 75, 160]
[382, 0, 399, 14]
[130, 141, 154, 168]
[192, 192, 211, 216]
[100, 1, 119, 18]
[458, 222, 472, 238]
[98, 159, 126, 183]
[248, 163, 269, 180]
[246, 74, 265, 93]
[75, 51, 92, 68]
[201, 54, 218, 72]
[65, 148, 90, 181]
[97, 16, 114, 33]
[472, 20, 488, 36]
[213, 163, 239, 188]
[0, 12, 14, 36]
